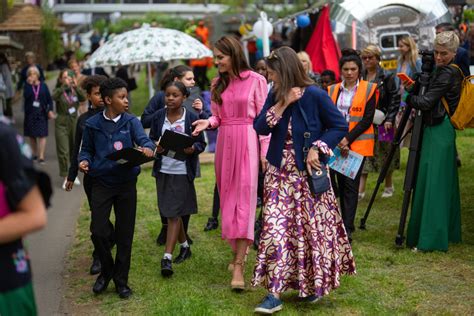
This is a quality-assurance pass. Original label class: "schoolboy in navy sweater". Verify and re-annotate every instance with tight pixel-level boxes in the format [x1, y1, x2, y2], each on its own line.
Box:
[79, 78, 155, 299]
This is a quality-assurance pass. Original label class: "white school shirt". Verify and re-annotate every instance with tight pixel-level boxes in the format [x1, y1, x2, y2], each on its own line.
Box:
[160, 109, 187, 175]
[336, 80, 359, 123]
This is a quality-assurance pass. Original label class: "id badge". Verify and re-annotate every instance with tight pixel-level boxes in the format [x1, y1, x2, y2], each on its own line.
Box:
[33, 101, 40, 108]
[72, 96, 78, 102]
[68, 107, 76, 115]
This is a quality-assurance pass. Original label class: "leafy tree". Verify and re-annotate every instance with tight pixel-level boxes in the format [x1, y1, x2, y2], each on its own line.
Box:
[41, 9, 64, 62]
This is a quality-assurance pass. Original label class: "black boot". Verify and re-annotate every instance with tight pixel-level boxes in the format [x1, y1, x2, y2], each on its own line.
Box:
[156, 224, 167, 246]
[204, 217, 218, 232]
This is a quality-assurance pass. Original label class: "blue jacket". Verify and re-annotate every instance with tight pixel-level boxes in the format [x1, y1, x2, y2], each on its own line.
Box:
[141, 89, 211, 128]
[79, 111, 155, 185]
[254, 85, 348, 171]
[455, 47, 471, 77]
[149, 108, 206, 181]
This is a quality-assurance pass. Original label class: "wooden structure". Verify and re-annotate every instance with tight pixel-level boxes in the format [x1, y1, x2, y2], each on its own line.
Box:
[0, 4, 47, 67]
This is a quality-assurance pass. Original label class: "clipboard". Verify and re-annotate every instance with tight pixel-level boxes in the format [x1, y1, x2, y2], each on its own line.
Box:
[106, 147, 155, 167]
[157, 129, 195, 161]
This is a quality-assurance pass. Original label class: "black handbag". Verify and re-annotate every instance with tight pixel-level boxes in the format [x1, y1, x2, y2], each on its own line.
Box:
[298, 102, 331, 195]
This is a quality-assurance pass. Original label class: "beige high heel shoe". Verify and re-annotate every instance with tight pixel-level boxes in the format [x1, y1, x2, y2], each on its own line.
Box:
[230, 260, 245, 291]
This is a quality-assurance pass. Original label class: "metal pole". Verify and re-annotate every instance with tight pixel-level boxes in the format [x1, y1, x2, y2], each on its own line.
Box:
[147, 62, 154, 100]
[261, 12, 270, 57]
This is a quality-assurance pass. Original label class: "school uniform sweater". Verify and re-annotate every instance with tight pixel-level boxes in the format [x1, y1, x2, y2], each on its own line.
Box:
[79, 112, 155, 186]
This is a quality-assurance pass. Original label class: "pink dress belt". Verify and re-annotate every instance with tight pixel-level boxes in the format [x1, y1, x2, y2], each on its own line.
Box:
[220, 118, 254, 126]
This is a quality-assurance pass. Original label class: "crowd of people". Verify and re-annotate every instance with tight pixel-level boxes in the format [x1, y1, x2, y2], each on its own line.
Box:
[0, 18, 469, 314]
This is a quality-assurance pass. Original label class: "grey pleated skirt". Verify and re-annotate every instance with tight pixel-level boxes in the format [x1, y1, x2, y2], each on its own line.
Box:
[156, 172, 197, 218]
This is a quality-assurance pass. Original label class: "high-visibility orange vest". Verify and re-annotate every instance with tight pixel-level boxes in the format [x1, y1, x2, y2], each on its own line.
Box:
[328, 80, 376, 157]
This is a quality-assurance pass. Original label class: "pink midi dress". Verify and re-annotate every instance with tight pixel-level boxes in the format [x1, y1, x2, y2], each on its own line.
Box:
[208, 70, 269, 250]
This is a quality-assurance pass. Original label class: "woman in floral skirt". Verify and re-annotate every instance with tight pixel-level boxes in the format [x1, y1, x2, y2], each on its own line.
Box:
[252, 47, 355, 314]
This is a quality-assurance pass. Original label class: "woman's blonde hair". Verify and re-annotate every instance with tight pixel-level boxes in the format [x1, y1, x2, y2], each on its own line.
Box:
[266, 47, 313, 107]
[27, 66, 40, 77]
[296, 51, 313, 73]
[398, 35, 419, 69]
[361, 44, 382, 61]
[434, 31, 459, 52]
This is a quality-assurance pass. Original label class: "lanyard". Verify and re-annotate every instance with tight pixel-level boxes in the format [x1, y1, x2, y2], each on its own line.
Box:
[63, 90, 75, 105]
[32, 84, 40, 101]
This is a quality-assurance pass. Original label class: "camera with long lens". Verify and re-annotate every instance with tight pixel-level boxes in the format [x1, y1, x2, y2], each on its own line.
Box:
[419, 50, 435, 75]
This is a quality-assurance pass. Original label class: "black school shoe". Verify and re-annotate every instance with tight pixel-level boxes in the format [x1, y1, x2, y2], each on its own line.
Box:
[92, 275, 111, 294]
[173, 247, 192, 264]
[116, 284, 133, 299]
[156, 225, 167, 246]
[204, 217, 218, 231]
[89, 258, 101, 275]
[161, 258, 173, 277]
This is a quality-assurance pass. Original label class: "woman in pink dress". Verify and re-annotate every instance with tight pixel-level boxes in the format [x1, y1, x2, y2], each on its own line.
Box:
[193, 36, 268, 290]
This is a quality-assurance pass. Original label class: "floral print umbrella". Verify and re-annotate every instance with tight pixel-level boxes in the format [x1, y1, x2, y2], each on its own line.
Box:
[85, 25, 213, 67]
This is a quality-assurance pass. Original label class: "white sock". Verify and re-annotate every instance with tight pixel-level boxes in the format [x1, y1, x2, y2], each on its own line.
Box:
[163, 253, 172, 260]
[180, 241, 189, 248]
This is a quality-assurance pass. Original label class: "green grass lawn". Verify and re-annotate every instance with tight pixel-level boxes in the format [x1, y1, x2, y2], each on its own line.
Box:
[65, 131, 474, 315]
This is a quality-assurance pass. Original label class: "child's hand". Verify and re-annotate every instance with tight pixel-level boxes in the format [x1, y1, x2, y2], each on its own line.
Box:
[79, 160, 89, 173]
[138, 147, 154, 158]
[65, 181, 74, 191]
[155, 143, 165, 154]
[183, 146, 195, 155]
[192, 99, 203, 112]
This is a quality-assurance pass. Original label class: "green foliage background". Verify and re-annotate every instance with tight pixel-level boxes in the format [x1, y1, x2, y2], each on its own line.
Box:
[41, 9, 64, 62]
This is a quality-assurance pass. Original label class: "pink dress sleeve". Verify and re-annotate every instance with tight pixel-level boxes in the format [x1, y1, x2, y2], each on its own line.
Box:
[208, 99, 221, 129]
[253, 76, 270, 158]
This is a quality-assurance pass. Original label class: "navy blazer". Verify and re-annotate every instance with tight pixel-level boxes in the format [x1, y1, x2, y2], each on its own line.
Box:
[455, 47, 471, 77]
[149, 108, 206, 181]
[254, 85, 348, 171]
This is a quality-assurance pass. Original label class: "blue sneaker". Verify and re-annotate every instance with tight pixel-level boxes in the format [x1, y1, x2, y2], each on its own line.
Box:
[254, 294, 283, 314]
[305, 294, 322, 304]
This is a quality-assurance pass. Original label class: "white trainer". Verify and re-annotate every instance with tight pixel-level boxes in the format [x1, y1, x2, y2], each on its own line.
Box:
[381, 186, 394, 198]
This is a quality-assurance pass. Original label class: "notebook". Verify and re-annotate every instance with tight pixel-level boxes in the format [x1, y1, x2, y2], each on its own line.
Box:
[106, 147, 155, 167]
[157, 129, 195, 161]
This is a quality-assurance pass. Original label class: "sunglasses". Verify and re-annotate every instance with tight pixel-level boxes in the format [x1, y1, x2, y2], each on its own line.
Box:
[268, 51, 279, 60]
[361, 55, 375, 61]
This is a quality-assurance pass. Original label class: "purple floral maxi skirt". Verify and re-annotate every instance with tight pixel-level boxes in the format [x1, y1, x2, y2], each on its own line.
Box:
[252, 145, 356, 297]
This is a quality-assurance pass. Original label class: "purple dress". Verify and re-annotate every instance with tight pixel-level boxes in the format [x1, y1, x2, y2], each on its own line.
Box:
[252, 108, 356, 298]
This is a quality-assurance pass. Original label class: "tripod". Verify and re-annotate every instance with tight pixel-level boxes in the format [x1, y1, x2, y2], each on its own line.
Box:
[359, 51, 435, 246]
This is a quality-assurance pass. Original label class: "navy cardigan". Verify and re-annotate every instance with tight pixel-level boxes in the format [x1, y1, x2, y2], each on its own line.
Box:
[149, 108, 206, 181]
[254, 85, 348, 171]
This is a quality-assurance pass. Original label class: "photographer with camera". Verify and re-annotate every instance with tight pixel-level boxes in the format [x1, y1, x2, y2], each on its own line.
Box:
[404, 31, 462, 252]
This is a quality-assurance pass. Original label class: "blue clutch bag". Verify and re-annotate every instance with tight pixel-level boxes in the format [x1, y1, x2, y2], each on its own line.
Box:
[308, 164, 330, 194]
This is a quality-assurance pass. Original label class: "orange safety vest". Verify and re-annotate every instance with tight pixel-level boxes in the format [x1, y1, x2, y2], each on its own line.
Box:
[328, 80, 376, 157]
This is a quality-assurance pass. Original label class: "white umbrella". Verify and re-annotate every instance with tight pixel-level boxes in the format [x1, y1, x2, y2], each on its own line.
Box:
[85, 24, 213, 97]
